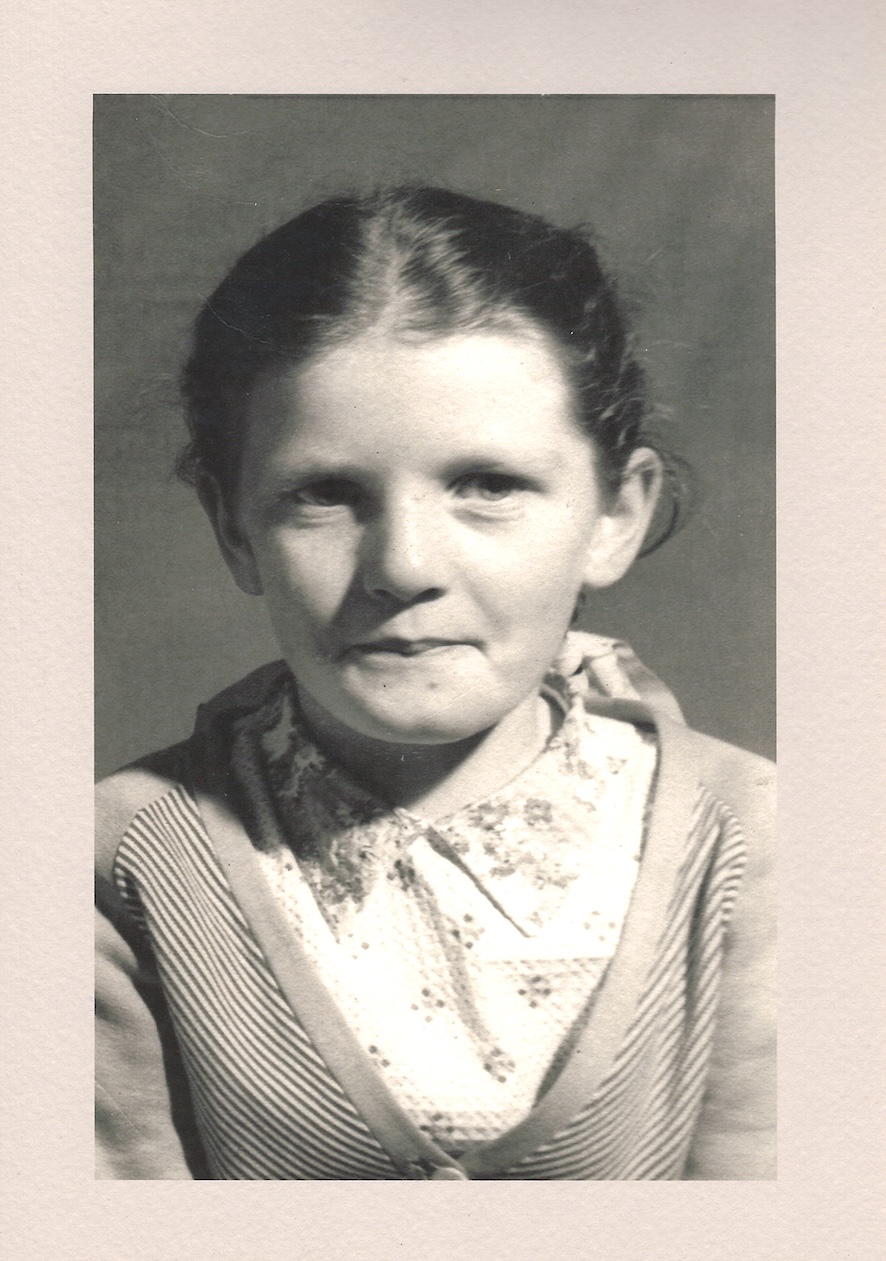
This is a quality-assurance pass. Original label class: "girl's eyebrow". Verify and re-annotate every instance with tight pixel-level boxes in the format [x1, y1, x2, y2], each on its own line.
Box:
[441, 451, 562, 477]
[264, 461, 367, 489]
[258, 446, 567, 498]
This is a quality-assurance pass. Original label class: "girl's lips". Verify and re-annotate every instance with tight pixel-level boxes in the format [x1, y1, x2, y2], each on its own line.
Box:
[345, 638, 470, 659]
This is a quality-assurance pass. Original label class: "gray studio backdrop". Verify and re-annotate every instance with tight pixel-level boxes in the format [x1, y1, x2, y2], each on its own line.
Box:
[95, 94, 774, 778]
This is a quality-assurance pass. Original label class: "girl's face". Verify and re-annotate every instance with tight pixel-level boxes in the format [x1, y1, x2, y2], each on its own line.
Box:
[211, 332, 655, 748]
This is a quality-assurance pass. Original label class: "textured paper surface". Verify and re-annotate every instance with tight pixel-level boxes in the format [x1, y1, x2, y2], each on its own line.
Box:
[3, 2, 884, 1258]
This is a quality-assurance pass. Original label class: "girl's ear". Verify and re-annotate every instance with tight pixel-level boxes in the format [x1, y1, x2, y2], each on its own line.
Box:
[582, 447, 663, 589]
[196, 470, 264, 596]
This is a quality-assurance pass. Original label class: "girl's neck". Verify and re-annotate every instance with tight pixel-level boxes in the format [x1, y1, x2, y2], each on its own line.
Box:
[295, 688, 557, 820]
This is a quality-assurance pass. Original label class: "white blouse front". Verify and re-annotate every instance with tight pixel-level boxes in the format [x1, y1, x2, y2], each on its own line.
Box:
[230, 668, 657, 1153]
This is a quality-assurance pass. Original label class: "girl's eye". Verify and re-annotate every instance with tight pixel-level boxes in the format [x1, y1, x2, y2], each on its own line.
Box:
[454, 472, 528, 501]
[290, 478, 362, 509]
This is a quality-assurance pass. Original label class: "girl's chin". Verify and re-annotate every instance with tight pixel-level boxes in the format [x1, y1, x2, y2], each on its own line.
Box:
[335, 707, 493, 748]
[294, 665, 540, 749]
[314, 688, 506, 748]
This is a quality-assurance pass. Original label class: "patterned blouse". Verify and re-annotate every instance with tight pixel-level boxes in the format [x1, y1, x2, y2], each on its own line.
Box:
[228, 667, 657, 1154]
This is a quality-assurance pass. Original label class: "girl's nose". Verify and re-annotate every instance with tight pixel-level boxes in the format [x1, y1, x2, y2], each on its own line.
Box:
[359, 496, 447, 603]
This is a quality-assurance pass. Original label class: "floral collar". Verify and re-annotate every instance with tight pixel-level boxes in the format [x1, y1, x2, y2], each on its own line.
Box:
[236, 649, 657, 937]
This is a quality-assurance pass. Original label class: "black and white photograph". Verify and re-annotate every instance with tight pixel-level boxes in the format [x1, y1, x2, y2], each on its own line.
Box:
[94, 93, 776, 1181]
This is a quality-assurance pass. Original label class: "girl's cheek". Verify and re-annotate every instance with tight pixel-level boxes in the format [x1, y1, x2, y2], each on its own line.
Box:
[470, 524, 588, 585]
[272, 532, 358, 608]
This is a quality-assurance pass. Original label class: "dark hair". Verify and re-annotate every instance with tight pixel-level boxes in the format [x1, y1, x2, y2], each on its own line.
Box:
[179, 186, 690, 551]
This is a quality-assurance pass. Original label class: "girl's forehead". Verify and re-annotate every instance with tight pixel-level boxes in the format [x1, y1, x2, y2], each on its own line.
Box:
[247, 330, 582, 452]
[299, 328, 569, 390]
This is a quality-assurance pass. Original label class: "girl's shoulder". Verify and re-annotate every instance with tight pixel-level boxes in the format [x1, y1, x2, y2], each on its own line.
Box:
[95, 743, 192, 880]
[593, 701, 774, 858]
[679, 724, 775, 892]
[684, 726, 775, 819]
[95, 660, 291, 877]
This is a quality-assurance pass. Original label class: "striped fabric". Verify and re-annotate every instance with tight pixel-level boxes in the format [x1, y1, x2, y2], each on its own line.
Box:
[111, 777, 745, 1180]
[507, 792, 745, 1180]
[115, 789, 400, 1180]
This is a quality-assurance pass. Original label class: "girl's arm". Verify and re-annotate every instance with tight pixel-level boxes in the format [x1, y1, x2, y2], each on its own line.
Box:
[683, 747, 777, 1180]
[95, 761, 207, 1179]
[95, 900, 196, 1179]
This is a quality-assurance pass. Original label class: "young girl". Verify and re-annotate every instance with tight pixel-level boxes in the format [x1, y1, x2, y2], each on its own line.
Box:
[95, 187, 775, 1180]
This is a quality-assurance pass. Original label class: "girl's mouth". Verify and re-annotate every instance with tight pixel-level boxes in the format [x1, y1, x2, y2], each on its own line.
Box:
[345, 638, 468, 659]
